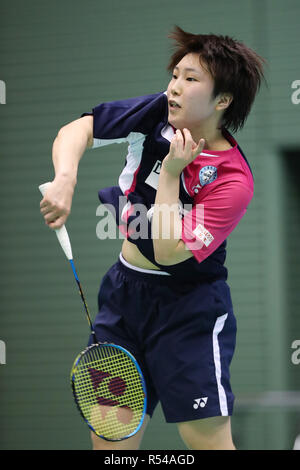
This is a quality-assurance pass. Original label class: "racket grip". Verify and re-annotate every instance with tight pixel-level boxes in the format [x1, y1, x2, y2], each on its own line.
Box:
[39, 182, 73, 260]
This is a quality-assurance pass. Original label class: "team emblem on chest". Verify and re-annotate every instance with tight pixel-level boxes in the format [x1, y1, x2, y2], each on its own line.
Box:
[199, 165, 218, 187]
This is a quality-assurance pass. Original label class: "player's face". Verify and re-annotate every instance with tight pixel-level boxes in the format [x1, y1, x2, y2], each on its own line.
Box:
[167, 53, 220, 134]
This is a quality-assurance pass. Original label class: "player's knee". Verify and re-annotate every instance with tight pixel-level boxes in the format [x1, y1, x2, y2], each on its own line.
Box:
[179, 431, 234, 450]
[177, 416, 235, 450]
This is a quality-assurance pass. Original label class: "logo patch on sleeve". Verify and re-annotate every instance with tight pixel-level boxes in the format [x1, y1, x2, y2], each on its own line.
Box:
[192, 224, 214, 247]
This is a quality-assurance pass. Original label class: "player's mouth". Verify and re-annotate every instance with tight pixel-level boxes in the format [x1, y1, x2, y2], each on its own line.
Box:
[169, 100, 181, 109]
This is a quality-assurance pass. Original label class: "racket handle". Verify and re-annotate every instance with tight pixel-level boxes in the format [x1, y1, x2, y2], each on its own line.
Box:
[39, 182, 73, 260]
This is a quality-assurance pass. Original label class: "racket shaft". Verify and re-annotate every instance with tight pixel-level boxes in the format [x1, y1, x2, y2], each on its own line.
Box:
[39, 181, 95, 339]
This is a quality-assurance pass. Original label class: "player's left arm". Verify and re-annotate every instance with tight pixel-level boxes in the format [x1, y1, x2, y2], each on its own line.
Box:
[153, 128, 204, 264]
[152, 168, 194, 265]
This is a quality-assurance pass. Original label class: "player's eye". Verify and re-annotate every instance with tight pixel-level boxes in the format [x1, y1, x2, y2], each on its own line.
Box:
[172, 74, 177, 79]
[186, 77, 197, 82]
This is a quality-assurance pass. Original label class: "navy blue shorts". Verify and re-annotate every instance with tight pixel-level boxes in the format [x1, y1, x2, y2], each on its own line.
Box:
[88, 255, 237, 423]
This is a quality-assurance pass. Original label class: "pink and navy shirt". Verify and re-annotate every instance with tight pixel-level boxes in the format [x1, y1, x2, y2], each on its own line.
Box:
[82, 91, 253, 282]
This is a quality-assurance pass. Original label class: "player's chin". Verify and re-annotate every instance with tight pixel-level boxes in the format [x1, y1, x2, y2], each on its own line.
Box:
[168, 114, 183, 130]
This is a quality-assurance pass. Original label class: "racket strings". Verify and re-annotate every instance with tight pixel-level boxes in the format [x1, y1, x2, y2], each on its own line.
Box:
[72, 345, 145, 440]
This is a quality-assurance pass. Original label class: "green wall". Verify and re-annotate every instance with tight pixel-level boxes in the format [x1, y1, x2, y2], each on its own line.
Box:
[0, 0, 299, 450]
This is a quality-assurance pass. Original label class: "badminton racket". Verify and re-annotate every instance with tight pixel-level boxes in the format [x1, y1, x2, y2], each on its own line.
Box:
[39, 182, 147, 441]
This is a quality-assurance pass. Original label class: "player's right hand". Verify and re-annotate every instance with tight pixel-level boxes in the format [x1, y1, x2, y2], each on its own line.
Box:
[40, 177, 74, 229]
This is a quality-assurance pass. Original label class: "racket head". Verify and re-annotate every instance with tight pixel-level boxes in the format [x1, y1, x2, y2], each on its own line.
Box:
[70, 342, 147, 441]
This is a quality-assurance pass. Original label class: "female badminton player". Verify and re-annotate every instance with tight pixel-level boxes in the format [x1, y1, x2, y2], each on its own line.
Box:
[40, 26, 265, 450]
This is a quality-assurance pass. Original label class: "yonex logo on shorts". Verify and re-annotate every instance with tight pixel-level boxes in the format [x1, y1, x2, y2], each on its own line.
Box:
[193, 397, 208, 409]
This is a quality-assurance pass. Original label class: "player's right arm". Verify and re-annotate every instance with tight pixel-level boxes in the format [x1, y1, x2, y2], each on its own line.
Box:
[40, 92, 166, 230]
[40, 115, 93, 230]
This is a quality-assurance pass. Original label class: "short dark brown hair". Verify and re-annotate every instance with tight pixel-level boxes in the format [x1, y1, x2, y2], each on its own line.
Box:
[167, 26, 266, 133]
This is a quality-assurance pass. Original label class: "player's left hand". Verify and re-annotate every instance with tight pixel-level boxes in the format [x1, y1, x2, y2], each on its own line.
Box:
[163, 128, 205, 178]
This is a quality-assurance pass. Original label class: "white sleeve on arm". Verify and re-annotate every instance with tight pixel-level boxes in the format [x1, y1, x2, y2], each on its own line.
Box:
[91, 136, 129, 149]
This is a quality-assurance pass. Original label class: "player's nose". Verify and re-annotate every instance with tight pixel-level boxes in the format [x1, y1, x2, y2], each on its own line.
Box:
[170, 80, 182, 97]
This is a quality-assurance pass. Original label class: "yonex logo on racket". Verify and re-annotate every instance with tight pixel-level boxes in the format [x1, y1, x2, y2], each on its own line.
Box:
[0, 340, 6, 365]
[88, 367, 134, 425]
[0, 80, 6, 104]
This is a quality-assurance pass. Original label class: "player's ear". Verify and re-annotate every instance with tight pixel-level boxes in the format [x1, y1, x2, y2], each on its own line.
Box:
[215, 93, 233, 111]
